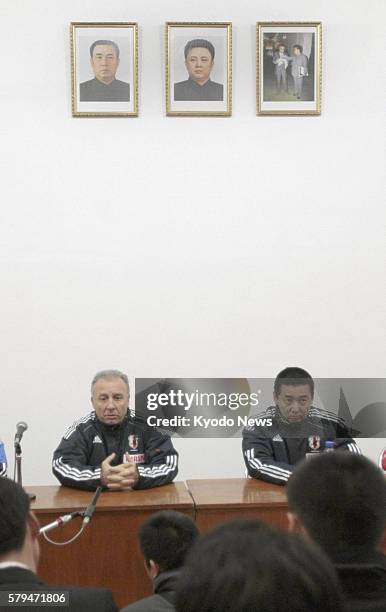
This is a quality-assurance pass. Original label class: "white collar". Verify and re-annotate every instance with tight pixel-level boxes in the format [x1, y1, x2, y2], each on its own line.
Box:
[0, 561, 30, 571]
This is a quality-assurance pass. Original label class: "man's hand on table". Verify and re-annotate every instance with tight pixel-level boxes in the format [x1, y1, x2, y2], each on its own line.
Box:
[101, 452, 139, 490]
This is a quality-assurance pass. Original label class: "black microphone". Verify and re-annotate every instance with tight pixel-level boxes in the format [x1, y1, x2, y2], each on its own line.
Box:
[82, 486, 103, 526]
[14, 422, 28, 446]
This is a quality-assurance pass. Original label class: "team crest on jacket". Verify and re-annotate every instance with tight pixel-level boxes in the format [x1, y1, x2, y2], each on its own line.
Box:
[128, 434, 139, 450]
[308, 435, 321, 451]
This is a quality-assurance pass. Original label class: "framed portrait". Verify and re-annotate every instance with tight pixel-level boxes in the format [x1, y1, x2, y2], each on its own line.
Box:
[166, 22, 232, 116]
[257, 22, 322, 115]
[71, 22, 138, 117]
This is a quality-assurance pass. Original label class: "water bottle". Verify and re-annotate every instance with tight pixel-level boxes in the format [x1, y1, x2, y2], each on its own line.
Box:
[0, 439, 7, 476]
[324, 440, 334, 452]
[380, 447, 386, 471]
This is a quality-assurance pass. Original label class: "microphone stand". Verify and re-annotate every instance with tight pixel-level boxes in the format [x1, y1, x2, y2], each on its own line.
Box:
[40, 488, 103, 546]
[14, 440, 36, 501]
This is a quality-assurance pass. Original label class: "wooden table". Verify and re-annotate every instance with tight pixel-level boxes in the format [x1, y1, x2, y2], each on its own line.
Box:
[27, 479, 386, 609]
[186, 478, 289, 531]
[27, 484, 194, 609]
[187, 478, 386, 554]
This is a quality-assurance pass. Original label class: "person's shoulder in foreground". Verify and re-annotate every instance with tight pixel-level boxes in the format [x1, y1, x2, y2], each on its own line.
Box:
[121, 593, 172, 612]
[52, 369, 178, 491]
[175, 518, 344, 612]
[287, 451, 386, 612]
[242, 366, 361, 485]
[121, 510, 199, 612]
[0, 477, 117, 612]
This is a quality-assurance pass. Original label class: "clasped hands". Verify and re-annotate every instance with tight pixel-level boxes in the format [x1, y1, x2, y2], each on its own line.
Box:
[101, 452, 139, 490]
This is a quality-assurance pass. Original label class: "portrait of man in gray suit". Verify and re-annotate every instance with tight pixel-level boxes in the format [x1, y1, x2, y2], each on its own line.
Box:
[262, 32, 315, 104]
[174, 39, 224, 102]
[80, 40, 130, 102]
[290, 44, 309, 99]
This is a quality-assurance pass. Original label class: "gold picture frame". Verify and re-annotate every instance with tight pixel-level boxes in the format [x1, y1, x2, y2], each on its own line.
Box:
[71, 22, 138, 117]
[166, 22, 232, 116]
[256, 22, 322, 116]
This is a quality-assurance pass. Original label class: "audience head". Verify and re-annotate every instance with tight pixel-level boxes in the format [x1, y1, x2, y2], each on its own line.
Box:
[175, 519, 344, 612]
[0, 478, 40, 571]
[139, 510, 199, 579]
[287, 452, 386, 555]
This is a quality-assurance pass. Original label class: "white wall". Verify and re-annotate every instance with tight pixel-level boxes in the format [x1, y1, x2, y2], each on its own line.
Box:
[0, 0, 385, 486]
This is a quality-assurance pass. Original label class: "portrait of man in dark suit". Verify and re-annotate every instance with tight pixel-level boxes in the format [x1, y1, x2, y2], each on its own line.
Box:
[80, 39, 130, 102]
[174, 39, 224, 102]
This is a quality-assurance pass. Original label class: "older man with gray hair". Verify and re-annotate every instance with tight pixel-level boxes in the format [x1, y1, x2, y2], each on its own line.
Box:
[52, 370, 178, 491]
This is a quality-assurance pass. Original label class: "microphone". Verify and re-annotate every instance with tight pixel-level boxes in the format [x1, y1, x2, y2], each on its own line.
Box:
[39, 511, 82, 535]
[82, 486, 103, 526]
[14, 422, 28, 447]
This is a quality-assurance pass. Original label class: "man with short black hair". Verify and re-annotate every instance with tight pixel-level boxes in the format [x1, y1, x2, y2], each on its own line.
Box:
[80, 40, 130, 102]
[243, 366, 360, 485]
[52, 370, 178, 491]
[175, 519, 344, 612]
[0, 478, 117, 611]
[287, 452, 386, 611]
[122, 511, 198, 611]
[290, 44, 308, 99]
[174, 39, 223, 101]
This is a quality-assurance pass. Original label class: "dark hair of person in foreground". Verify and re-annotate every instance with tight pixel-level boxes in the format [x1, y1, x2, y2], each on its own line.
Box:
[0, 475, 30, 556]
[287, 451, 386, 554]
[139, 510, 199, 571]
[175, 519, 344, 612]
